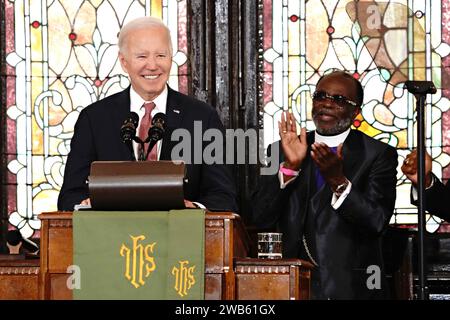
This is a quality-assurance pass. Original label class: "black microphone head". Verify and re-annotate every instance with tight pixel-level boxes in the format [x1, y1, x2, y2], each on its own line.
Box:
[130, 111, 139, 126]
[147, 112, 167, 141]
[120, 112, 139, 143]
[151, 112, 167, 129]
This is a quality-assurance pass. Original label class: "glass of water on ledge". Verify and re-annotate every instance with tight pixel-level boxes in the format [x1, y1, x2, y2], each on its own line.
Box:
[257, 232, 282, 259]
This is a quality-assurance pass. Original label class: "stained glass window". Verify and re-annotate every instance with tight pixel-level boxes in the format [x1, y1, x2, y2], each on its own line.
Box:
[261, 0, 450, 231]
[4, 0, 188, 239]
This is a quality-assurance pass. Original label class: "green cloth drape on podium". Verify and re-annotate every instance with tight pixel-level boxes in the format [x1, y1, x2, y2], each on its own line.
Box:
[73, 209, 205, 299]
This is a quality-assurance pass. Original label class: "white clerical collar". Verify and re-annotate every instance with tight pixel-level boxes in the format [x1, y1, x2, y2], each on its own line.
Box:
[129, 85, 168, 116]
[315, 128, 351, 147]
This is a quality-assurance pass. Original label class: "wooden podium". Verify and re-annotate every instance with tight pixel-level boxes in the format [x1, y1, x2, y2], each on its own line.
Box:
[38, 211, 312, 300]
[39, 211, 250, 300]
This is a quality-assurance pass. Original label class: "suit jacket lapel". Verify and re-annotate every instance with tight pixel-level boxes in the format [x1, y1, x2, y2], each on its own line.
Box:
[160, 87, 184, 160]
[341, 130, 363, 181]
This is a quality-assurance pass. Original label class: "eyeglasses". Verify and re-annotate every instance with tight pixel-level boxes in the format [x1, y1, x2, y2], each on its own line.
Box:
[312, 91, 358, 107]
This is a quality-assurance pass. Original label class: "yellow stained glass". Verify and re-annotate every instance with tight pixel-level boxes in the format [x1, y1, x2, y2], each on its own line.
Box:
[262, 0, 450, 227]
[5, 0, 189, 238]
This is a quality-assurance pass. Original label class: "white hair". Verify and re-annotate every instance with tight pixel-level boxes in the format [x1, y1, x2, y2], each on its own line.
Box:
[118, 17, 173, 55]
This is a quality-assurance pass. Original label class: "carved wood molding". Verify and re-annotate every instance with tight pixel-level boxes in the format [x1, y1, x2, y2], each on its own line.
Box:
[0, 266, 39, 275]
[49, 220, 73, 228]
[235, 265, 290, 274]
[206, 220, 224, 228]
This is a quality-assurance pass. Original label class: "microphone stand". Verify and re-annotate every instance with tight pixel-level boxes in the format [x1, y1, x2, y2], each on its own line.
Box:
[144, 125, 165, 160]
[132, 136, 146, 161]
[138, 142, 146, 161]
[404, 80, 437, 300]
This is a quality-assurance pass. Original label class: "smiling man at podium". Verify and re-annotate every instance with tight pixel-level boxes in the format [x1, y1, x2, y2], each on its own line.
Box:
[57, 17, 237, 213]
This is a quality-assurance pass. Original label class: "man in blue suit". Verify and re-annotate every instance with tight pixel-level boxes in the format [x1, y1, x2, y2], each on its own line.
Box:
[58, 17, 237, 213]
[252, 71, 398, 299]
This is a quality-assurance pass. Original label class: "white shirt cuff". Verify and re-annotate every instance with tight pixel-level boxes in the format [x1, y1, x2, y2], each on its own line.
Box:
[331, 181, 352, 209]
[412, 186, 417, 201]
[411, 174, 436, 201]
[192, 202, 206, 209]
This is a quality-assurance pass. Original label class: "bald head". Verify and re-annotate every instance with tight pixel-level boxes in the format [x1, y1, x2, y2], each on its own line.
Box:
[118, 17, 173, 56]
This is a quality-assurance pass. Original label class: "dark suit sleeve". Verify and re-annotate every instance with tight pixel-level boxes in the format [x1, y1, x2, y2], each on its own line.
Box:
[421, 175, 450, 222]
[195, 110, 238, 213]
[337, 145, 398, 235]
[250, 142, 296, 228]
[57, 109, 97, 211]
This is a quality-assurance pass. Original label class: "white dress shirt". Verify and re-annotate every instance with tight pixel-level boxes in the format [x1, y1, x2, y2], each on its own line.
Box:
[129, 85, 168, 160]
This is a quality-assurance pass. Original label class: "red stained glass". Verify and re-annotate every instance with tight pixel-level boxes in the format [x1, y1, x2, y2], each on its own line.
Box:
[263, 0, 273, 51]
[442, 2, 450, 101]
[177, 0, 188, 95]
[31, 21, 40, 28]
[7, 185, 17, 225]
[326, 26, 335, 35]
[5, 154, 18, 184]
[178, 65, 188, 94]
[290, 15, 299, 23]
[178, 75, 189, 95]
[69, 32, 77, 41]
[94, 79, 103, 87]
[5, 2, 14, 55]
[443, 111, 450, 180]
[263, 72, 273, 106]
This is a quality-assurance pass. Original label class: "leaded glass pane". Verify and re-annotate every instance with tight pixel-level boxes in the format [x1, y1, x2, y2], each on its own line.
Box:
[4, 0, 188, 239]
[261, 0, 450, 231]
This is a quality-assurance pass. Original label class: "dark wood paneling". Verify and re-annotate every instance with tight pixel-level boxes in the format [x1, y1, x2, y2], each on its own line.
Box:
[0, 259, 39, 300]
[188, 1, 260, 223]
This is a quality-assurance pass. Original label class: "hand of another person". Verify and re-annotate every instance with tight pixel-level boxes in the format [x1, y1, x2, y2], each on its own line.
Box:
[184, 200, 197, 208]
[278, 111, 307, 171]
[311, 142, 347, 191]
[401, 149, 433, 187]
[80, 198, 91, 206]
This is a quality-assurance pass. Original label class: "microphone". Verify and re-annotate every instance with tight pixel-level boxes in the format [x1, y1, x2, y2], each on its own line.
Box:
[145, 112, 167, 160]
[146, 112, 167, 142]
[120, 112, 139, 143]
